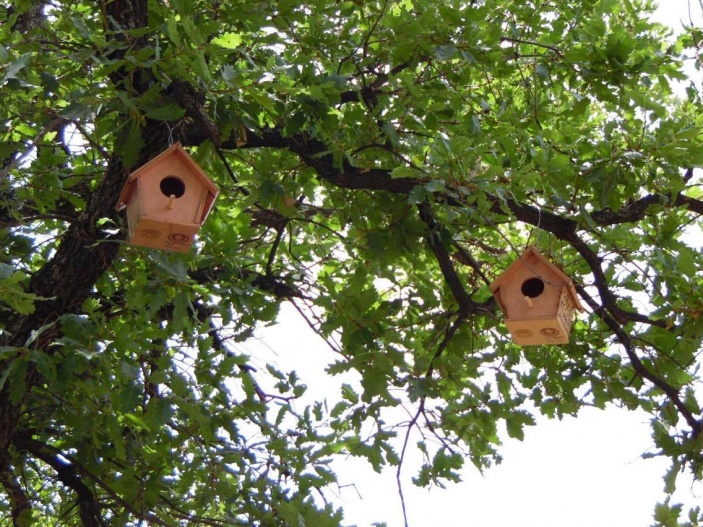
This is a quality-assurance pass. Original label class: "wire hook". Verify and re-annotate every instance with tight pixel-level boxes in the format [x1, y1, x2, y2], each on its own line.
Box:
[166, 121, 174, 146]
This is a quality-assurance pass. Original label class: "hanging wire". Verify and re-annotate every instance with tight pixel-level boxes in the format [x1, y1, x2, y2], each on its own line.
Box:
[165, 121, 174, 146]
[524, 205, 542, 251]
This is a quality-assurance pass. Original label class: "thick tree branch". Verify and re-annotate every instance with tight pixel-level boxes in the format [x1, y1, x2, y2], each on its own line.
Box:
[221, 125, 692, 332]
[560, 231, 671, 329]
[575, 285, 703, 436]
[590, 192, 703, 225]
[168, 79, 222, 147]
[13, 435, 105, 527]
[417, 202, 478, 315]
[218, 128, 419, 193]
[218, 123, 694, 336]
[190, 266, 307, 300]
[338, 61, 412, 106]
[219, 125, 702, 233]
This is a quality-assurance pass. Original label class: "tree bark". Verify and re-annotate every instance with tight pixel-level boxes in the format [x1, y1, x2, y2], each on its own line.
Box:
[0, 1, 156, 523]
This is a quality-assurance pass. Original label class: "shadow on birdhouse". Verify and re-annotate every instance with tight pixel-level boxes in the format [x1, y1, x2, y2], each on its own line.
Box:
[115, 143, 219, 253]
[489, 246, 583, 346]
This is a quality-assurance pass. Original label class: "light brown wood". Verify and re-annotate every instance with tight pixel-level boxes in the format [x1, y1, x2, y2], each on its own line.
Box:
[489, 246, 583, 346]
[115, 143, 219, 252]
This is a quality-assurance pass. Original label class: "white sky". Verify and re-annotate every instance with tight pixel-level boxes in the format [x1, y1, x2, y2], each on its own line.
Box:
[247, 2, 703, 526]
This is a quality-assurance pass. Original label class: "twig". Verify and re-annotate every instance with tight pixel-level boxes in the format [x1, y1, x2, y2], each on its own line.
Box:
[397, 400, 424, 527]
[0, 117, 65, 179]
[216, 148, 250, 196]
[266, 222, 288, 277]
[396, 313, 467, 527]
[499, 36, 564, 57]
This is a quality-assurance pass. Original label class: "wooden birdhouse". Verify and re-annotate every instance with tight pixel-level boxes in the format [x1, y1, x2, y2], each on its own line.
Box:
[115, 143, 219, 253]
[489, 246, 583, 346]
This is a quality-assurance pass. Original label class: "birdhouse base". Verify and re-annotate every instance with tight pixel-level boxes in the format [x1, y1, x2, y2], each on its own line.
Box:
[505, 287, 578, 345]
[504, 316, 572, 345]
[127, 217, 199, 253]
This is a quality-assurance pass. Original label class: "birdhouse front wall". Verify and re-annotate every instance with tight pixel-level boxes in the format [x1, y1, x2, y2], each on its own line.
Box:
[136, 156, 209, 225]
[124, 177, 204, 253]
[504, 288, 577, 345]
[496, 257, 563, 320]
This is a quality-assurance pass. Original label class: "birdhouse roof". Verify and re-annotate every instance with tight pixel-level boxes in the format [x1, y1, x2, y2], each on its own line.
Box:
[489, 246, 584, 311]
[115, 142, 219, 212]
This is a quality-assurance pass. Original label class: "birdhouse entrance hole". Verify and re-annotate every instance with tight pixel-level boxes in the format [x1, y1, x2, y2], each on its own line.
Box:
[521, 277, 545, 298]
[160, 176, 186, 198]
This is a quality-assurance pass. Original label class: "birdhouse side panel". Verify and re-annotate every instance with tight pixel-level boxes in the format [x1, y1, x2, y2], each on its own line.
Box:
[125, 182, 145, 240]
[556, 287, 577, 334]
[199, 191, 217, 225]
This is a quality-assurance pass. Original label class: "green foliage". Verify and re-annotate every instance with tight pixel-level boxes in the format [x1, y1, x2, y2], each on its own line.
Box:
[652, 498, 703, 527]
[0, 263, 46, 314]
[1, 0, 703, 525]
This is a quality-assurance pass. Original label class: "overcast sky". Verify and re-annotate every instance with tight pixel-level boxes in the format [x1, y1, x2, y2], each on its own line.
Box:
[253, 302, 700, 527]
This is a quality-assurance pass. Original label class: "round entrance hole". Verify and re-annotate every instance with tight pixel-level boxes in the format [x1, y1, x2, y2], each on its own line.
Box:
[521, 277, 545, 298]
[160, 176, 186, 198]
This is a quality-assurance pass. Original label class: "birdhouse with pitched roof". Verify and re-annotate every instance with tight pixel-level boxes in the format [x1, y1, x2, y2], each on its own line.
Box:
[489, 246, 583, 346]
[115, 143, 219, 252]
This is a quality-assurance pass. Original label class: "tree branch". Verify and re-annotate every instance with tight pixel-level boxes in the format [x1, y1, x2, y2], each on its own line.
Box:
[499, 36, 565, 57]
[13, 435, 106, 527]
[234, 126, 703, 432]
[338, 61, 412, 106]
[590, 192, 703, 225]
[416, 202, 477, 315]
[218, 125, 703, 235]
[574, 285, 702, 436]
